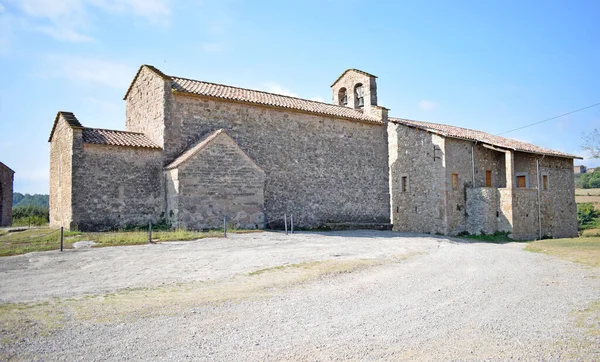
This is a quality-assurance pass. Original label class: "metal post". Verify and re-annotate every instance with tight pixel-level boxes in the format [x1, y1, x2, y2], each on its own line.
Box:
[291, 214, 294, 234]
[148, 221, 152, 244]
[223, 216, 227, 238]
[284, 213, 288, 235]
[28, 216, 31, 228]
[60, 227, 64, 252]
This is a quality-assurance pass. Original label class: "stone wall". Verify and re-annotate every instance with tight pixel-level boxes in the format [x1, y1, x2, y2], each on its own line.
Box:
[389, 123, 447, 234]
[0, 162, 14, 226]
[511, 188, 539, 240]
[539, 156, 577, 238]
[49, 117, 76, 229]
[466, 188, 498, 235]
[71, 144, 163, 231]
[158, 94, 390, 228]
[166, 131, 265, 230]
[125, 67, 169, 160]
[444, 139, 506, 234]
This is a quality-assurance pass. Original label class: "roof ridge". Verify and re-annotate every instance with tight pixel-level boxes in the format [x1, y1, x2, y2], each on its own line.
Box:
[390, 117, 486, 135]
[83, 126, 146, 135]
[171, 76, 352, 110]
[390, 117, 581, 159]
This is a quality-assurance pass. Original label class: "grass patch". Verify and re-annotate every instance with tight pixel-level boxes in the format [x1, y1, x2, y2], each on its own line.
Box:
[457, 231, 515, 243]
[0, 228, 262, 256]
[525, 237, 600, 267]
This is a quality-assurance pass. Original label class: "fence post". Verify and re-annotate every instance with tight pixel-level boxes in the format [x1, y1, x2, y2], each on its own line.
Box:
[28, 216, 31, 228]
[284, 213, 288, 235]
[148, 221, 152, 244]
[291, 214, 294, 234]
[223, 216, 227, 238]
[60, 227, 64, 252]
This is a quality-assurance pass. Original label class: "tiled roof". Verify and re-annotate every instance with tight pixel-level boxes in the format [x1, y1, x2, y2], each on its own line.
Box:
[48, 111, 84, 142]
[331, 68, 377, 87]
[82, 128, 161, 149]
[123, 65, 384, 124]
[390, 118, 582, 159]
[170, 76, 383, 124]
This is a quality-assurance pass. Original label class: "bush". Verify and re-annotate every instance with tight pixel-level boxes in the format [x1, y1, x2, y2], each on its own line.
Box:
[11, 205, 49, 226]
[577, 203, 599, 229]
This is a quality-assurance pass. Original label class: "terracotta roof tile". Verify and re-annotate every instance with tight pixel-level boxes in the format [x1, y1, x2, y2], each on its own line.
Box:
[390, 118, 581, 159]
[170, 77, 383, 124]
[82, 128, 161, 149]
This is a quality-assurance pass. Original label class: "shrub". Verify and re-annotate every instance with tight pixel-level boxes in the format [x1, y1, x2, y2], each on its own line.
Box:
[577, 203, 599, 228]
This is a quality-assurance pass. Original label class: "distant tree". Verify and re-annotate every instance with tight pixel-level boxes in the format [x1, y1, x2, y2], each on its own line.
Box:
[12, 192, 24, 206]
[583, 129, 600, 158]
[12, 193, 49, 208]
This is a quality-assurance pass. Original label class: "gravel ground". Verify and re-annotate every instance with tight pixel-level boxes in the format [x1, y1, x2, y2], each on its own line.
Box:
[1, 230, 599, 361]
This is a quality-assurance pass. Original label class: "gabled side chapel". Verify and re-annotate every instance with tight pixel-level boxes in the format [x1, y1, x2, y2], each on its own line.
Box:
[49, 65, 580, 239]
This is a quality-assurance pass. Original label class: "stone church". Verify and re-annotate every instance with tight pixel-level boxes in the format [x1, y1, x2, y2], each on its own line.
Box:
[49, 65, 580, 239]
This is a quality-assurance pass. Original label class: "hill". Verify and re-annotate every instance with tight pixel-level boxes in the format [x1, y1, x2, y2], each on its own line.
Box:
[12, 193, 49, 208]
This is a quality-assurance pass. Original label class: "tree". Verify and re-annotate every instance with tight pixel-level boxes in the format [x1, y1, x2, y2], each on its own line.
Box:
[583, 128, 600, 158]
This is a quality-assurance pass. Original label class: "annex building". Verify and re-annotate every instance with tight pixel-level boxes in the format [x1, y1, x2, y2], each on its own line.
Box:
[49, 65, 580, 239]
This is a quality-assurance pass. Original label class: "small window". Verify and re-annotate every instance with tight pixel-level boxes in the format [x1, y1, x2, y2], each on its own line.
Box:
[401, 176, 408, 192]
[354, 83, 364, 108]
[517, 175, 527, 188]
[338, 88, 347, 106]
[485, 170, 492, 187]
[542, 175, 548, 190]
[452, 173, 458, 190]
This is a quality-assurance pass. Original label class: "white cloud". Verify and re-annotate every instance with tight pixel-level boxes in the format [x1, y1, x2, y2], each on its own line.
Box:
[264, 82, 298, 98]
[42, 55, 135, 89]
[9, 0, 171, 42]
[418, 100, 438, 111]
[89, 0, 171, 25]
[310, 96, 325, 102]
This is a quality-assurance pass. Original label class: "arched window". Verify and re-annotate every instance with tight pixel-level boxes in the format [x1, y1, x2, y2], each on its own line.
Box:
[338, 88, 347, 106]
[354, 83, 364, 108]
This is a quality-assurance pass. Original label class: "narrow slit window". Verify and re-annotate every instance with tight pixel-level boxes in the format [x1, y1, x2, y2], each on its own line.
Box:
[485, 170, 492, 187]
[542, 175, 548, 190]
[452, 173, 458, 190]
[401, 176, 408, 192]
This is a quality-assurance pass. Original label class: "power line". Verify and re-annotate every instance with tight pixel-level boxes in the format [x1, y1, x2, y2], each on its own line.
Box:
[497, 101, 600, 136]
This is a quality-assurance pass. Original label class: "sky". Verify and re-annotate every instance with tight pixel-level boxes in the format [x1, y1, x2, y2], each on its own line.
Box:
[1, 0, 599, 194]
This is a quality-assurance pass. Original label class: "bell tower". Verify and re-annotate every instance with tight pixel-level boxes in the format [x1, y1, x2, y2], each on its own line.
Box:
[331, 68, 386, 121]
[331, 69, 378, 111]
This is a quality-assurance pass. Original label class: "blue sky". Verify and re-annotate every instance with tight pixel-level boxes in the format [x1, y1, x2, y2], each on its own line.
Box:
[1, 0, 599, 194]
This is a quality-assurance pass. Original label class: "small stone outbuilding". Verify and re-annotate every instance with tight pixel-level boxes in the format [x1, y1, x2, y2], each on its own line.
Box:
[0, 162, 14, 227]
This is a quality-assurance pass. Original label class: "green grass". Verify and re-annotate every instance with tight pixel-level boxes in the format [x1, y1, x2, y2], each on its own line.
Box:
[525, 237, 600, 268]
[0, 228, 262, 256]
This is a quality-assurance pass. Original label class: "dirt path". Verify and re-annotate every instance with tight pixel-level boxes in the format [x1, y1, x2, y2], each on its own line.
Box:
[1, 231, 599, 360]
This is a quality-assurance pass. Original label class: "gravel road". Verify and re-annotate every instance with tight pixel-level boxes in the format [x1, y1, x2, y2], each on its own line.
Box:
[1, 230, 599, 360]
